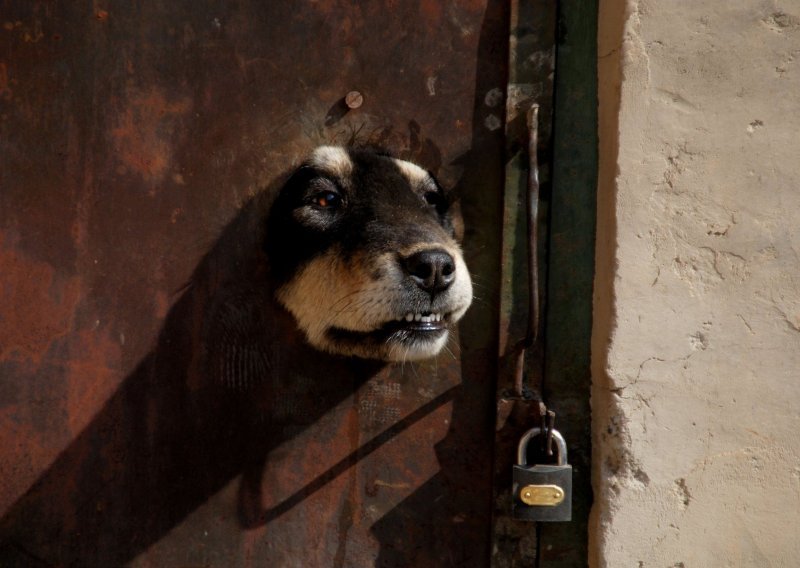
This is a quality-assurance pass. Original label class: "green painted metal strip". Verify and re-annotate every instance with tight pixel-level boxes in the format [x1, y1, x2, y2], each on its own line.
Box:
[540, 0, 599, 566]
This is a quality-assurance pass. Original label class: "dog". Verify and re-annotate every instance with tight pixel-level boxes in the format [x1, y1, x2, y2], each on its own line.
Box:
[264, 146, 473, 362]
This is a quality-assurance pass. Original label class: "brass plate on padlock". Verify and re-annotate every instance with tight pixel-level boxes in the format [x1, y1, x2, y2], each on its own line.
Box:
[519, 484, 565, 506]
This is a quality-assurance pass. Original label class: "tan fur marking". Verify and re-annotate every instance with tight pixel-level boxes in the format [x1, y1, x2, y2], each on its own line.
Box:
[277, 248, 402, 351]
[392, 158, 433, 185]
[309, 146, 353, 179]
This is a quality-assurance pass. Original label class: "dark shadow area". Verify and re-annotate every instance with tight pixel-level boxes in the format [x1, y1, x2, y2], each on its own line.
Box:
[0, 172, 383, 567]
[325, 97, 351, 127]
[372, 0, 509, 565]
[239, 386, 459, 529]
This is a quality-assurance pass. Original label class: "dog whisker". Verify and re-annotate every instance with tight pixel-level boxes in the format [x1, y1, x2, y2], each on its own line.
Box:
[408, 359, 420, 380]
[441, 342, 457, 361]
[328, 288, 368, 311]
[468, 296, 489, 307]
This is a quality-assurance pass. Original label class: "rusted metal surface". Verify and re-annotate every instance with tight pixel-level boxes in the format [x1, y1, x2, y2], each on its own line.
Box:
[0, 1, 509, 566]
[492, 0, 557, 565]
[511, 103, 541, 398]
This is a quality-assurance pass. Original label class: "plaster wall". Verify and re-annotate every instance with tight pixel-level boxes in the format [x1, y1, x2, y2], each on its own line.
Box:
[593, 1, 800, 566]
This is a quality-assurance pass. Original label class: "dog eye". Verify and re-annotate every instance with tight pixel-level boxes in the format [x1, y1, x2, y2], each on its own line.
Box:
[313, 191, 341, 208]
[423, 191, 443, 208]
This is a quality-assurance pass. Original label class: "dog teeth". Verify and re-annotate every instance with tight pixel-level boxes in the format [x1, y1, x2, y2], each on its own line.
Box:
[397, 312, 445, 323]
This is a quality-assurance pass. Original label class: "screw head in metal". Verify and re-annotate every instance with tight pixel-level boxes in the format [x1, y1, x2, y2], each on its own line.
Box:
[345, 91, 364, 109]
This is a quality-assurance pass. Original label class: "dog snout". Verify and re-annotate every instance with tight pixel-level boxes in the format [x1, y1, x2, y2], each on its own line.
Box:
[401, 248, 456, 295]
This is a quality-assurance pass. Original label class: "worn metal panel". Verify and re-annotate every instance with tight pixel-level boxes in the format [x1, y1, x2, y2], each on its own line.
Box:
[0, 1, 508, 566]
[540, 0, 599, 566]
[492, 0, 557, 565]
[492, 0, 597, 565]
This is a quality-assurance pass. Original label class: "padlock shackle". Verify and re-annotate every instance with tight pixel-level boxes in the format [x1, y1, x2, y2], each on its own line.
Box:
[517, 427, 568, 466]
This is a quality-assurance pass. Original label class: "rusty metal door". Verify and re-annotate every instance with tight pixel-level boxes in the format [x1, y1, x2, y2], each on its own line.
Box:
[0, 0, 596, 566]
[1, 1, 508, 566]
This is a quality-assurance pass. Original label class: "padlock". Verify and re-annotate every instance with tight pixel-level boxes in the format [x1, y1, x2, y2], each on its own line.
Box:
[512, 427, 572, 522]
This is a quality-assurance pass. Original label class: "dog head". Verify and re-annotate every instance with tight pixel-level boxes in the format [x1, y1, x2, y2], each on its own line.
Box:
[266, 146, 472, 362]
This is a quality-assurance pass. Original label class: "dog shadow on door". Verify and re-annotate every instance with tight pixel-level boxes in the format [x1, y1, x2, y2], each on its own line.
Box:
[0, 173, 385, 566]
[0, 141, 491, 567]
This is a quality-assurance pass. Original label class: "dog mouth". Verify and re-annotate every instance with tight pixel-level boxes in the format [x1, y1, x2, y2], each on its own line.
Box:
[382, 311, 448, 333]
[326, 311, 451, 349]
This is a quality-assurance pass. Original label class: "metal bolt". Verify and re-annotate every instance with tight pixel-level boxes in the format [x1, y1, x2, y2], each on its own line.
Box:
[345, 91, 364, 109]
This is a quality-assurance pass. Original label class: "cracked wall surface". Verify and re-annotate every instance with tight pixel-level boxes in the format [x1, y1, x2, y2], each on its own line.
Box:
[592, 1, 800, 566]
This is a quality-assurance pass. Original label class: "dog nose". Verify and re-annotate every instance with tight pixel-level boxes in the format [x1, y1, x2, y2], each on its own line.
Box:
[402, 249, 456, 294]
